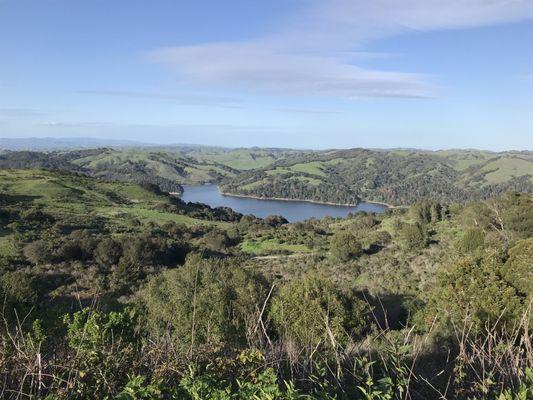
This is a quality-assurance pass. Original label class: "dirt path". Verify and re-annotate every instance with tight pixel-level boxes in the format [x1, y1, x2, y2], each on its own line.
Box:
[252, 253, 315, 260]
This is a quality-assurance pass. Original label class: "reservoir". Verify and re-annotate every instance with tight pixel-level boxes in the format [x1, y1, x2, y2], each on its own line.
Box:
[181, 184, 387, 222]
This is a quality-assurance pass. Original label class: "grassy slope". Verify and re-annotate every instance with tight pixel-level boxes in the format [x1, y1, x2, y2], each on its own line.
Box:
[64, 148, 300, 189]
[240, 238, 311, 255]
[70, 148, 239, 186]
[0, 169, 222, 228]
[187, 148, 302, 170]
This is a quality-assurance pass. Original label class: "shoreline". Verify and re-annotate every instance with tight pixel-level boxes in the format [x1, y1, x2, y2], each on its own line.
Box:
[218, 189, 393, 209]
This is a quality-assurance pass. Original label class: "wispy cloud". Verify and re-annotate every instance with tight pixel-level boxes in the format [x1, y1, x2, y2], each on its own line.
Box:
[149, 43, 431, 99]
[77, 90, 244, 109]
[149, 0, 533, 99]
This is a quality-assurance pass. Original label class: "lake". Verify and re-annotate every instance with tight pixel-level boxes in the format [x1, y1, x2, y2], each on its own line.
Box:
[181, 184, 387, 222]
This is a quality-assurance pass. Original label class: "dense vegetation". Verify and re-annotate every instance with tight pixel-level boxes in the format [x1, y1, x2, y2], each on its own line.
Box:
[221, 148, 533, 206]
[2, 147, 531, 207]
[0, 167, 531, 399]
[0, 147, 304, 195]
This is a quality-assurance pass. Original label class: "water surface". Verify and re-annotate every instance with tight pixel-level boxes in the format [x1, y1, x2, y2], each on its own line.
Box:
[181, 185, 387, 222]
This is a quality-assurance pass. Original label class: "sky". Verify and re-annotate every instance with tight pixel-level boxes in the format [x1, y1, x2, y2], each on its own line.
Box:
[1, 0, 532, 150]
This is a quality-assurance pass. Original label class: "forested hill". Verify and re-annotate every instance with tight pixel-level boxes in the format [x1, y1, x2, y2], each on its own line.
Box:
[0, 147, 301, 193]
[1, 146, 531, 206]
[220, 148, 533, 206]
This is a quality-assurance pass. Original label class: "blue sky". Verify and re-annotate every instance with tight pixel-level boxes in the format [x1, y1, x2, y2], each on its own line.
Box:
[1, 0, 532, 150]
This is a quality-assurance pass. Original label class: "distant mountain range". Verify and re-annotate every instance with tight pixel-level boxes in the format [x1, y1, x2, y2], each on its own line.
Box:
[0, 137, 236, 151]
[0, 137, 155, 150]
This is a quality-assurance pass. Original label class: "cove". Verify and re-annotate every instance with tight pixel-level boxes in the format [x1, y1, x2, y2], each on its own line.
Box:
[181, 184, 387, 222]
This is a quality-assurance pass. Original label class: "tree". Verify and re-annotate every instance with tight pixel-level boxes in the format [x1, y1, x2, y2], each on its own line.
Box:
[330, 231, 363, 261]
[410, 200, 443, 225]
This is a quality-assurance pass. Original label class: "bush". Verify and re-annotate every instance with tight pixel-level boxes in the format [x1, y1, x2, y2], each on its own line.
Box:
[330, 231, 363, 261]
[270, 272, 369, 352]
[399, 223, 427, 251]
[264, 215, 289, 227]
[138, 254, 268, 352]
[201, 229, 231, 252]
[23, 240, 52, 265]
[501, 238, 533, 297]
[94, 237, 122, 270]
[63, 308, 138, 398]
[424, 255, 527, 333]
[1, 270, 38, 309]
[457, 228, 485, 253]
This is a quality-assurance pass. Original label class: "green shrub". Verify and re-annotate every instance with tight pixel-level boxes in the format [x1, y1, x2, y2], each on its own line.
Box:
[501, 238, 533, 297]
[62, 308, 139, 398]
[138, 254, 268, 352]
[457, 228, 486, 253]
[270, 272, 369, 352]
[330, 231, 363, 261]
[399, 223, 427, 251]
[424, 255, 527, 333]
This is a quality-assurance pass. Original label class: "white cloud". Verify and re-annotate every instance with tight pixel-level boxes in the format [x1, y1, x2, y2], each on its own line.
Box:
[149, 43, 431, 98]
[302, 0, 533, 44]
[149, 0, 533, 99]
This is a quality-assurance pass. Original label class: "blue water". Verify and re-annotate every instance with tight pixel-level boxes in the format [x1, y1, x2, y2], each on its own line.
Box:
[181, 185, 387, 222]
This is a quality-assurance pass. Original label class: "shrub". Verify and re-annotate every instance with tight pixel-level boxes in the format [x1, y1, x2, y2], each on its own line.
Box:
[399, 223, 427, 251]
[23, 240, 52, 265]
[330, 231, 363, 261]
[457, 228, 486, 253]
[138, 254, 268, 352]
[201, 229, 231, 252]
[1, 270, 38, 310]
[94, 237, 122, 270]
[424, 255, 527, 333]
[62, 308, 138, 398]
[501, 238, 533, 297]
[270, 272, 369, 353]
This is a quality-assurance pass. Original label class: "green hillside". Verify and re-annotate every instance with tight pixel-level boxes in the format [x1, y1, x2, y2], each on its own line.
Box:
[221, 149, 533, 205]
[1, 147, 531, 206]
[0, 169, 235, 236]
[0, 147, 298, 193]
[186, 147, 305, 170]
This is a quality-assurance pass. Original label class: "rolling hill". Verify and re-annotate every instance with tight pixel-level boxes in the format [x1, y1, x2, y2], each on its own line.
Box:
[0, 147, 301, 193]
[220, 149, 533, 206]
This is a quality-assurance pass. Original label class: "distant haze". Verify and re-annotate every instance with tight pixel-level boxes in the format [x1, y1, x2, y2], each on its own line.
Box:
[1, 137, 532, 153]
